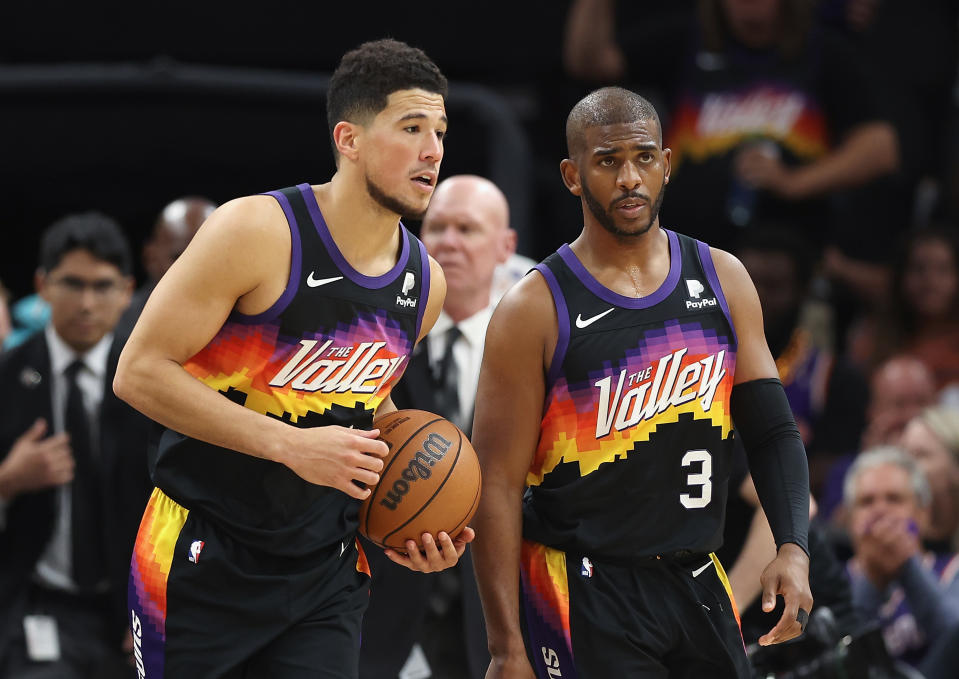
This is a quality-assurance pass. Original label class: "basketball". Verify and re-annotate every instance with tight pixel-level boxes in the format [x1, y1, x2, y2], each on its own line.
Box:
[359, 409, 481, 551]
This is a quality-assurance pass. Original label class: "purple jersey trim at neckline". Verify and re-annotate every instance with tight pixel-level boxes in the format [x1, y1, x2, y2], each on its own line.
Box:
[298, 183, 410, 289]
[535, 264, 571, 396]
[697, 239, 737, 347]
[414, 239, 431, 340]
[557, 229, 681, 309]
[230, 189, 302, 325]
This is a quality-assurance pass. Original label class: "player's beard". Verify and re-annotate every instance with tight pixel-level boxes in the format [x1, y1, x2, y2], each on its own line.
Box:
[582, 177, 666, 239]
[366, 173, 428, 220]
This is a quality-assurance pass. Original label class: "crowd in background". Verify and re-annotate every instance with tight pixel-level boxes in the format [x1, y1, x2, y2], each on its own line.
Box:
[3, 1, 959, 677]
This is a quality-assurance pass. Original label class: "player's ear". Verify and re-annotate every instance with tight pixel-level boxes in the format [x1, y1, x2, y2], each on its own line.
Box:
[333, 121, 361, 162]
[501, 228, 518, 262]
[560, 158, 582, 196]
[663, 147, 672, 184]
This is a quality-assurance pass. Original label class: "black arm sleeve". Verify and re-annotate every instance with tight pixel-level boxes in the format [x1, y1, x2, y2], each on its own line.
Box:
[730, 378, 810, 555]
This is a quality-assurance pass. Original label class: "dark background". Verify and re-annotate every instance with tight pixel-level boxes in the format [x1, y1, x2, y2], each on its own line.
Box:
[1, 0, 594, 299]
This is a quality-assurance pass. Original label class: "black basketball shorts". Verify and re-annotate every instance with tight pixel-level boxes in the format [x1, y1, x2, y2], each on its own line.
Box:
[519, 539, 753, 678]
[129, 488, 371, 678]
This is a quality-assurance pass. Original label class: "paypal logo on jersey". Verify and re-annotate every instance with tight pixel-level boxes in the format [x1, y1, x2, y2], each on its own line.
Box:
[188, 539, 205, 564]
[686, 279, 705, 299]
[685, 278, 717, 310]
[396, 270, 418, 309]
[402, 272, 415, 295]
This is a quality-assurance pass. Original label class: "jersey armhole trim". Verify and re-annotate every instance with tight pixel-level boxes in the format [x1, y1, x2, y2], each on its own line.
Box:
[696, 239, 738, 347]
[414, 238, 431, 341]
[534, 263, 570, 397]
[230, 189, 302, 325]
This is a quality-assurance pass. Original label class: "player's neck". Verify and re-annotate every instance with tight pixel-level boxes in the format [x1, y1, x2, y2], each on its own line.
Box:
[571, 223, 670, 298]
[314, 177, 404, 276]
[574, 220, 664, 268]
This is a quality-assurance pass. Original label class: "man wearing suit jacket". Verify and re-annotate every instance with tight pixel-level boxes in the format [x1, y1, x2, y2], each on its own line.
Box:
[361, 176, 518, 679]
[0, 212, 153, 679]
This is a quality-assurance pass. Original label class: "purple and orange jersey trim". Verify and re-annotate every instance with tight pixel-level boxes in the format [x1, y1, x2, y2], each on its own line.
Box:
[129, 488, 187, 679]
[521, 540, 578, 679]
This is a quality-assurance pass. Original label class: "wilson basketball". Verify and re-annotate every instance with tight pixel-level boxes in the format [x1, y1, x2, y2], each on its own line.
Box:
[359, 409, 481, 551]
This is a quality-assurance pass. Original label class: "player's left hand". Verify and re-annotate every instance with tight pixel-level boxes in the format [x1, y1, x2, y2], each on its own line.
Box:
[384, 526, 475, 573]
[757, 542, 814, 646]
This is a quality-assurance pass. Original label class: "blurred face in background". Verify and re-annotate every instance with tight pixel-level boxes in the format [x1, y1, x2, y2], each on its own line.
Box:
[902, 236, 958, 321]
[738, 248, 800, 329]
[420, 176, 514, 311]
[899, 417, 959, 542]
[849, 463, 925, 548]
[37, 249, 133, 353]
[867, 357, 937, 444]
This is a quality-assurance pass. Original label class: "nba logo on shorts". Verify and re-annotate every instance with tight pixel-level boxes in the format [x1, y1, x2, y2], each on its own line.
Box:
[581, 557, 593, 578]
[188, 540, 205, 564]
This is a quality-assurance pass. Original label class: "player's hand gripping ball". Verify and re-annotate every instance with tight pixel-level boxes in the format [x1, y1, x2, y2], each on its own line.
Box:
[359, 409, 481, 551]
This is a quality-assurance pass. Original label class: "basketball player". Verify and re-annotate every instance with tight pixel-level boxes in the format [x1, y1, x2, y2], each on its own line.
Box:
[113, 39, 473, 678]
[471, 87, 813, 678]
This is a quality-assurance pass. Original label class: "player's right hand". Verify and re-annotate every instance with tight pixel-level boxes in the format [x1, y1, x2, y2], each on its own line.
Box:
[281, 426, 388, 499]
[486, 651, 537, 679]
[0, 419, 74, 497]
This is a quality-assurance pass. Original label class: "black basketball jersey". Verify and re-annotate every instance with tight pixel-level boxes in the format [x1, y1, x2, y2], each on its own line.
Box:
[150, 183, 429, 557]
[523, 229, 738, 560]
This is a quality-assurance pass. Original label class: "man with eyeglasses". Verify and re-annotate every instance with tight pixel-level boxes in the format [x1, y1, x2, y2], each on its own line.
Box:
[0, 212, 154, 679]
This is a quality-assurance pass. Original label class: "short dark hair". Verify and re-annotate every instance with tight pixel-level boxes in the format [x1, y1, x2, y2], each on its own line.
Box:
[39, 211, 132, 276]
[566, 86, 662, 157]
[326, 38, 448, 158]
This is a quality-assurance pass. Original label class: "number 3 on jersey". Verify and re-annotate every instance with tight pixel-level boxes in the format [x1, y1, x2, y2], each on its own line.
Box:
[680, 449, 712, 509]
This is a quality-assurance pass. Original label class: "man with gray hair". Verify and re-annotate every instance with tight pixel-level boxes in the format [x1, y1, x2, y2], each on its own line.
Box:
[844, 446, 959, 672]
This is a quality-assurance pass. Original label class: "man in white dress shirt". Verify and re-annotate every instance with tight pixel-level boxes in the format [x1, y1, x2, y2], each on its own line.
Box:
[0, 213, 153, 678]
[361, 175, 521, 679]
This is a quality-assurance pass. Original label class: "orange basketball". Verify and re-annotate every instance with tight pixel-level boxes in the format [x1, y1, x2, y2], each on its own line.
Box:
[359, 409, 481, 551]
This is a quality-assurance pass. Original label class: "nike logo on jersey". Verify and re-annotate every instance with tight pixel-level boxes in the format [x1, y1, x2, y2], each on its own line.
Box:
[307, 273, 343, 288]
[575, 308, 614, 328]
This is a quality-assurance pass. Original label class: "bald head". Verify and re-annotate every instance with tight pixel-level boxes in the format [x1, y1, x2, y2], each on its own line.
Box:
[429, 175, 509, 230]
[868, 355, 937, 444]
[421, 175, 516, 321]
[566, 87, 663, 157]
[144, 196, 217, 282]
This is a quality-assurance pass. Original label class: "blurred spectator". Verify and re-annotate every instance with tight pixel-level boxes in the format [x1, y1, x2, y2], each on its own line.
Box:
[116, 195, 216, 336]
[819, 354, 937, 529]
[844, 447, 959, 675]
[563, 0, 899, 263]
[735, 225, 868, 498]
[899, 406, 959, 553]
[820, 0, 959, 227]
[847, 225, 959, 393]
[0, 212, 153, 678]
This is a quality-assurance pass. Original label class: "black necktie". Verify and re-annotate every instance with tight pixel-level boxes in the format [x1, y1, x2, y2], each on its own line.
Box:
[435, 326, 462, 428]
[64, 359, 104, 592]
